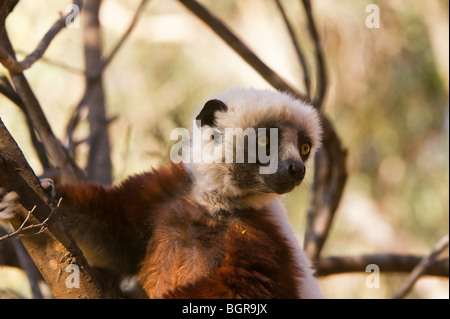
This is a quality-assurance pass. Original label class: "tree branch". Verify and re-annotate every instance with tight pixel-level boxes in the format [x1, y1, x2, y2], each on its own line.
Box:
[0, 0, 19, 36]
[316, 254, 449, 278]
[1, 2, 85, 183]
[0, 75, 22, 106]
[274, 0, 311, 99]
[0, 0, 82, 73]
[14, 49, 86, 75]
[300, 0, 327, 109]
[0, 76, 51, 171]
[1, 30, 85, 184]
[304, 116, 348, 263]
[0, 119, 104, 298]
[393, 235, 449, 298]
[81, 0, 112, 184]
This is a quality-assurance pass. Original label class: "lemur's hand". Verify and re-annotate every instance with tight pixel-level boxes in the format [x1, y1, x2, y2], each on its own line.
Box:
[0, 179, 55, 222]
[39, 178, 55, 202]
[0, 188, 19, 222]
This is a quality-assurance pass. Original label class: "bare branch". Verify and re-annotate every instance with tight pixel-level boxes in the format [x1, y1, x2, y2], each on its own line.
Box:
[81, 0, 112, 184]
[300, 0, 327, 109]
[274, 0, 311, 99]
[0, 74, 22, 106]
[393, 235, 450, 298]
[316, 254, 449, 278]
[0, 205, 46, 241]
[0, 1, 83, 181]
[177, 0, 306, 101]
[0, 0, 19, 35]
[1, 30, 85, 184]
[0, 119, 104, 298]
[0, 76, 51, 171]
[15, 49, 86, 75]
[0, 199, 65, 242]
[304, 116, 348, 263]
[0, 0, 82, 73]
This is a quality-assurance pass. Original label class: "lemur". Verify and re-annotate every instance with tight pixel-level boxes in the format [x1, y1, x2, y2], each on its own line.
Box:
[0, 88, 324, 299]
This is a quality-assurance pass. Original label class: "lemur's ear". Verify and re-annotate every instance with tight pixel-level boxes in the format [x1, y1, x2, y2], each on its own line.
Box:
[196, 99, 228, 127]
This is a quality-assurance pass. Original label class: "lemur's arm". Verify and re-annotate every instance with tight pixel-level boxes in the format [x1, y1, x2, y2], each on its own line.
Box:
[56, 181, 146, 276]
[1, 179, 142, 274]
[55, 163, 188, 276]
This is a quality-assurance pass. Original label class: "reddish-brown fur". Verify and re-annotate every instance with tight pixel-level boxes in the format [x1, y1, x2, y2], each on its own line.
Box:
[57, 163, 303, 298]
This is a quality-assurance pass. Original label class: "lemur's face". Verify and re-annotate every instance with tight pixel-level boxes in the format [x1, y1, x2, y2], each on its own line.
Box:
[188, 88, 322, 198]
[218, 121, 314, 195]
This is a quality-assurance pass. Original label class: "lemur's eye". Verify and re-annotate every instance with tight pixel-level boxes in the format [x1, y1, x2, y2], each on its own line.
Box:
[300, 143, 311, 156]
[258, 135, 269, 147]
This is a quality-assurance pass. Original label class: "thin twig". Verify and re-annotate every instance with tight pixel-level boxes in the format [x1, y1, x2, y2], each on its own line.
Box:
[274, 0, 311, 99]
[392, 235, 450, 299]
[0, 0, 82, 73]
[0, 203, 58, 241]
[1, 205, 35, 241]
[300, 0, 327, 109]
[14, 49, 86, 75]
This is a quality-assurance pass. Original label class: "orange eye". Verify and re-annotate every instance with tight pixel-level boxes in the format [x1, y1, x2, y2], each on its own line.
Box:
[300, 143, 310, 156]
[258, 135, 269, 147]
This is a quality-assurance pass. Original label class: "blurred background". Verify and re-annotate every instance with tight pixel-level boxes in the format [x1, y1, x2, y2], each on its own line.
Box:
[0, 0, 448, 298]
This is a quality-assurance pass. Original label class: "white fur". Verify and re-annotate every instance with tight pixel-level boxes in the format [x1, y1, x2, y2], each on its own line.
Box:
[213, 88, 322, 159]
[267, 199, 324, 299]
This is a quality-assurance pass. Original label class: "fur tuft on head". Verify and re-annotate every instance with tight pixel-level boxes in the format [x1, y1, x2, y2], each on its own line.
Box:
[213, 88, 322, 157]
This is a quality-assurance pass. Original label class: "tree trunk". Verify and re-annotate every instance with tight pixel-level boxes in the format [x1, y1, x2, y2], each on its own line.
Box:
[83, 0, 112, 185]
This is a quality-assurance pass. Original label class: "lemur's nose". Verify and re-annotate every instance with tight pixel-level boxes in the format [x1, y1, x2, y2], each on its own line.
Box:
[288, 161, 305, 181]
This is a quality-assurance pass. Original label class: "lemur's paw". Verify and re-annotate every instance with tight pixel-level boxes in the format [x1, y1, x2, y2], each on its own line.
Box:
[0, 188, 20, 221]
[40, 178, 55, 201]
